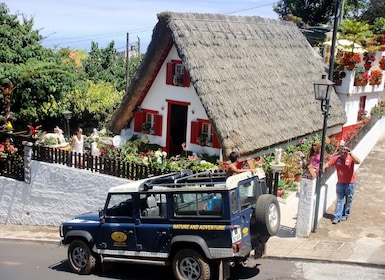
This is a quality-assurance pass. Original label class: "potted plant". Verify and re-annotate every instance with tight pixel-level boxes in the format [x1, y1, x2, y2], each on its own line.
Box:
[369, 70, 383, 85]
[354, 71, 368, 86]
[379, 56, 385, 70]
[363, 51, 376, 70]
[343, 53, 361, 70]
[198, 133, 208, 146]
[141, 122, 152, 134]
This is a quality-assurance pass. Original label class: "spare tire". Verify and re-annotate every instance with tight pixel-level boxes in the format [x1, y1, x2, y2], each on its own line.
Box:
[254, 194, 280, 236]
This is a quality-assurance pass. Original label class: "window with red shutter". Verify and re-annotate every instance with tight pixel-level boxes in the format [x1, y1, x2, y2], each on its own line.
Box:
[190, 119, 221, 148]
[165, 60, 190, 87]
[134, 110, 163, 136]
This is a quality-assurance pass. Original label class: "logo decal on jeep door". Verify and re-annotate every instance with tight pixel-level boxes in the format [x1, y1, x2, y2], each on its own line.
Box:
[111, 231, 128, 242]
[242, 227, 249, 236]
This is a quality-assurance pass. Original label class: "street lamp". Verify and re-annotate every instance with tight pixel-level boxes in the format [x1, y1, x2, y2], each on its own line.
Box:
[313, 74, 335, 233]
[62, 110, 72, 139]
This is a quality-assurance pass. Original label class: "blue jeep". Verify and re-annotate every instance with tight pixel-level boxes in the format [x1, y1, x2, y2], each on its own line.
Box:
[60, 169, 280, 280]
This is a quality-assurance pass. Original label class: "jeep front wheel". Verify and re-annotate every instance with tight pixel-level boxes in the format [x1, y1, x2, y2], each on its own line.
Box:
[68, 239, 97, 275]
[172, 249, 211, 280]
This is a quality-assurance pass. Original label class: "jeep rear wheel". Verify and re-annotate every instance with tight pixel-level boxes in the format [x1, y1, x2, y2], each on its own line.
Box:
[68, 240, 97, 275]
[172, 249, 211, 280]
[254, 194, 280, 236]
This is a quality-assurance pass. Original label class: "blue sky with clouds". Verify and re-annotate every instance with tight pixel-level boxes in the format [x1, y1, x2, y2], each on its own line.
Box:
[6, 0, 277, 51]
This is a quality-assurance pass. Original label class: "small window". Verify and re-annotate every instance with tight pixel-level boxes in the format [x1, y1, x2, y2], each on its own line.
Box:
[106, 194, 132, 217]
[191, 119, 221, 148]
[134, 110, 163, 136]
[142, 113, 155, 134]
[166, 60, 190, 87]
[174, 193, 223, 217]
[239, 181, 256, 210]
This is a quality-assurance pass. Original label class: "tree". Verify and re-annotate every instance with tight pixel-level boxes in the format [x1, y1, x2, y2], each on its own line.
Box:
[82, 41, 127, 92]
[60, 80, 124, 130]
[0, 3, 78, 130]
[360, 0, 385, 23]
[273, 0, 369, 26]
[273, 0, 335, 26]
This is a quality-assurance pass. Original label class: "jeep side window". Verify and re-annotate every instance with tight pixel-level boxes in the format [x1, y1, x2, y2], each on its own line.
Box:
[174, 192, 223, 217]
[239, 180, 256, 210]
[106, 194, 132, 217]
[140, 193, 167, 218]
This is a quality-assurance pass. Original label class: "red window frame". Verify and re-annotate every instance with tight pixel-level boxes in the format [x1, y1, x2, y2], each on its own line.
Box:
[166, 60, 190, 87]
[190, 119, 220, 148]
[134, 109, 163, 136]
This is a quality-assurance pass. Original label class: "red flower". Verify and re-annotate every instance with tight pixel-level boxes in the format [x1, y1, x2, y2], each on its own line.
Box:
[343, 53, 361, 65]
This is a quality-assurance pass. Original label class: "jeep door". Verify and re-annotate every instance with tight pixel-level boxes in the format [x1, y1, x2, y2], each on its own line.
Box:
[100, 193, 137, 251]
[230, 178, 258, 254]
[135, 193, 171, 253]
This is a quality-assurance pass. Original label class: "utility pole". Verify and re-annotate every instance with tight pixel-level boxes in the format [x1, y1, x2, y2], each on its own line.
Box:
[137, 36, 140, 56]
[126, 33, 130, 92]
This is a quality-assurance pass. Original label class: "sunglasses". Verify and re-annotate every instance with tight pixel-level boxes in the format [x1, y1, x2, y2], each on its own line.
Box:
[341, 148, 349, 152]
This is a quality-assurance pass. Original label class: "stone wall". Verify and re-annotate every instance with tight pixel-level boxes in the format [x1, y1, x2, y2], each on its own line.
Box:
[0, 161, 128, 226]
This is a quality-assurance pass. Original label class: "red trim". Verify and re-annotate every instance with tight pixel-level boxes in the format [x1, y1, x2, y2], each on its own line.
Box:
[165, 99, 190, 106]
[133, 111, 144, 132]
[183, 68, 190, 87]
[166, 62, 174, 85]
[142, 109, 159, 114]
[196, 118, 210, 123]
[154, 114, 163, 136]
[190, 121, 200, 144]
[211, 132, 221, 148]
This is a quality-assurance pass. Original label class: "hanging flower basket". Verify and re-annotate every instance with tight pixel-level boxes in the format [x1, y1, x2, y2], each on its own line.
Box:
[379, 56, 385, 70]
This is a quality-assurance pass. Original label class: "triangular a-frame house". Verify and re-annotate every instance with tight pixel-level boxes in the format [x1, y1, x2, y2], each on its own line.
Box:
[108, 12, 347, 160]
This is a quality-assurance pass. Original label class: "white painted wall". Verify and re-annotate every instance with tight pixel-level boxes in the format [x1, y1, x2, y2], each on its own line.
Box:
[120, 46, 220, 156]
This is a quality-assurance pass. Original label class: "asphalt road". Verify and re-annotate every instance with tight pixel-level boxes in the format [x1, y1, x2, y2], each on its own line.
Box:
[1, 240, 384, 280]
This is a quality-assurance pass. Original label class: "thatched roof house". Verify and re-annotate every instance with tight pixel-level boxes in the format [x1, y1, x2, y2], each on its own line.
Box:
[108, 12, 346, 159]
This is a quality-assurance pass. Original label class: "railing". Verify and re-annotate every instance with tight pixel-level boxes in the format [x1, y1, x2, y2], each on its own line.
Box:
[31, 145, 278, 194]
[0, 155, 24, 181]
[32, 145, 173, 180]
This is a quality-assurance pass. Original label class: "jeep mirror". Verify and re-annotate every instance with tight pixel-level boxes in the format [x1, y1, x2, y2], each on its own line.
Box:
[99, 208, 106, 224]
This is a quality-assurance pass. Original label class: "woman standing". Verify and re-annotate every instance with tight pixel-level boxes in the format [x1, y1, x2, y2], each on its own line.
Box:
[71, 127, 86, 155]
[306, 141, 321, 178]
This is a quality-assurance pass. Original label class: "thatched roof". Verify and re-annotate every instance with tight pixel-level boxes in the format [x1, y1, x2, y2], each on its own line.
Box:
[108, 12, 347, 159]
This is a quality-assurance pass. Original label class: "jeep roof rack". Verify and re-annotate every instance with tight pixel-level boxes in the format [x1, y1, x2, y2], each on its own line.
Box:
[142, 170, 227, 190]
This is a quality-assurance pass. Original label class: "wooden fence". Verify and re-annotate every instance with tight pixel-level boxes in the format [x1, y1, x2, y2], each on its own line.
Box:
[31, 145, 279, 195]
[1, 115, 381, 185]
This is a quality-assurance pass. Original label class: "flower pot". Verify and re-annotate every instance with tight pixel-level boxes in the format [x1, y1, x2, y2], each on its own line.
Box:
[354, 80, 367, 86]
[294, 174, 302, 182]
[380, 64, 385, 70]
[334, 79, 342, 86]
[346, 63, 355, 71]
[369, 80, 380, 85]
[364, 62, 372, 70]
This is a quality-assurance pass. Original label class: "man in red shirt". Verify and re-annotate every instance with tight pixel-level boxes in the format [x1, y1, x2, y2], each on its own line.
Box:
[323, 146, 361, 224]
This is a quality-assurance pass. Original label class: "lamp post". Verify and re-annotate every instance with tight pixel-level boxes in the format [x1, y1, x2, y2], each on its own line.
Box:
[313, 75, 334, 233]
[311, 0, 341, 233]
[62, 110, 72, 139]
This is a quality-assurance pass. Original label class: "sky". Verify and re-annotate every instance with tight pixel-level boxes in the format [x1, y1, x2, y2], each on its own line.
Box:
[5, 0, 278, 52]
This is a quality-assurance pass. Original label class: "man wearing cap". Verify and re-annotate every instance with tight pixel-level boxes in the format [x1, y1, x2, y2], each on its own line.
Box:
[323, 146, 361, 224]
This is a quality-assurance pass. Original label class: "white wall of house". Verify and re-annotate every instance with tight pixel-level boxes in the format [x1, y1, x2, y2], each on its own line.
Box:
[120, 46, 221, 157]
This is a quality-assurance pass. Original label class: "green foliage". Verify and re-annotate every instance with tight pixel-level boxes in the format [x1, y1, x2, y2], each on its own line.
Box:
[82, 41, 127, 92]
[339, 19, 374, 46]
[273, 0, 336, 26]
